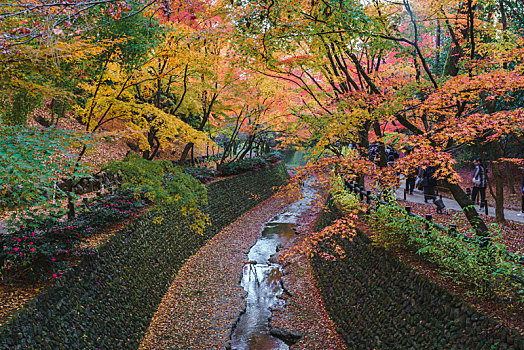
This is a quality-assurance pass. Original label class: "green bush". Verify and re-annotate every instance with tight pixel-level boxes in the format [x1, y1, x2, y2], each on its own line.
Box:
[106, 154, 205, 204]
[329, 176, 365, 215]
[106, 154, 208, 233]
[219, 151, 282, 176]
[0, 161, 289, 349]
[366, 203, 523, 298]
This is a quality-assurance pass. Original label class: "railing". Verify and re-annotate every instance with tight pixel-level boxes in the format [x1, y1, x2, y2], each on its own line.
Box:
[344, 180, 524, 284]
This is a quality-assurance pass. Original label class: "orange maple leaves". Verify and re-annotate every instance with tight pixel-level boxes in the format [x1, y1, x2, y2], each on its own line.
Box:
[280, 215, 357, 263]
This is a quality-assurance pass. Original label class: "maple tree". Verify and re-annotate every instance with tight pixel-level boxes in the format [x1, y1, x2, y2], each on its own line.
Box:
[1, 0, 523, 238]
[230, 0, 524, 236]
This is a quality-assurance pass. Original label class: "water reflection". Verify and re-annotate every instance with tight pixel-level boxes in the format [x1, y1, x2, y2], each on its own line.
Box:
[230, 182, 316, 350]
[230, 230, 290, 350]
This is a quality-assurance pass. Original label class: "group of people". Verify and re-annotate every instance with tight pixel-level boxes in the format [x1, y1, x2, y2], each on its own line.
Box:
[405, 165, 438, 203]
[368, 144, 400, 166]
[405, 158, 488, 207]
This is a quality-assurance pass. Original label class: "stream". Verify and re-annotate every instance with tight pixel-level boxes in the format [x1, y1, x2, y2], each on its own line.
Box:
[230, 181, 315, 350]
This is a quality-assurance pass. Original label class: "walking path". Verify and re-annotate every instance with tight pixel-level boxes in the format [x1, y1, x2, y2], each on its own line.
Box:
[395, 180, 524, 223]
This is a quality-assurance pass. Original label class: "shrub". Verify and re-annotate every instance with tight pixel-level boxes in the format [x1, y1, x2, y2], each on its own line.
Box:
[329, 176, 366, 215]
[366, 203, 523, 298]
[182, 167, 216, 183]
[106, 154, 208, 233]
[0, 189, 146, 280]
[219, 151, 282, 176]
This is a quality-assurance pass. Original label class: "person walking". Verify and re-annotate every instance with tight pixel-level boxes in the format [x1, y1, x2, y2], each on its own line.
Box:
[406, 166, 417, 195]
[471, 159, 488, 208]
[419, 165, 437, 203]
[518, 165, 524, 217]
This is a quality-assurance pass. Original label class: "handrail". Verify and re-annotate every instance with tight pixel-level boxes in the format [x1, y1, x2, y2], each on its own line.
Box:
[344, 181, 524, 270]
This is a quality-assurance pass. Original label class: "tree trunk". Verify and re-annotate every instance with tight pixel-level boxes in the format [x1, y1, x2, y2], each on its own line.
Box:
[443, 45, 462, 76]
[499, 0, 508, 31]
[357, 124, 370, 189]
[143, 126, 158, 160]
[179, 92, 217, 163]
[180, 143, 193, 164]
[373, 121, 387, 168]
[492, 162, 505, 222]
[239, 135, 255, 160]
[435, 19, 441, 75]
[444, 180, 490, 238]
[506, 162, 517, 194]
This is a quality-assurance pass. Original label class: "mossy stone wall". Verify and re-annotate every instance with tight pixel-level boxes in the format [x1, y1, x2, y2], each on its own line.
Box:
[312, 204, 523, 349]
[0, 162, 288, 349]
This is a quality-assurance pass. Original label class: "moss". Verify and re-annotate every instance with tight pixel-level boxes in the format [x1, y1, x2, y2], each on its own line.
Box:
[0, 162, 289, 349]
[312, 205, 523, 349]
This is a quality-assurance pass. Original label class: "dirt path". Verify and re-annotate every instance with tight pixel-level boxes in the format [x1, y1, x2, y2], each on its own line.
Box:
[139, 193, 291, 349]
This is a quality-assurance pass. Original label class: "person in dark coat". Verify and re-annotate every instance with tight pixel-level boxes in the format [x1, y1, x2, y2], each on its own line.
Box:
[471, 159, 488, 208]
[406, 166, 418, 195]
[519, 167, 524, 216]
[419, 165, 437, 203]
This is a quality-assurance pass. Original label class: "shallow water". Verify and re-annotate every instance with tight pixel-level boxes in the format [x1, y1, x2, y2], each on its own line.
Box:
[230, 183, 315, 350]
[282, 150, 307, 168]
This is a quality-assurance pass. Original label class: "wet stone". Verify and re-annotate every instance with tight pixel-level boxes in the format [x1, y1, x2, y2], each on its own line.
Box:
[230, 182, 316, 350]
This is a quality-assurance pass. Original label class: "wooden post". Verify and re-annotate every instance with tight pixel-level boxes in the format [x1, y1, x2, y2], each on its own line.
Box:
[425, 214, 432, 231]
[449, 224, 457, 237]
[366, 190, 371, 204]
[403, 188, 407, 201]
[405, 206, 411, 215]
[483, 200, 488, 215]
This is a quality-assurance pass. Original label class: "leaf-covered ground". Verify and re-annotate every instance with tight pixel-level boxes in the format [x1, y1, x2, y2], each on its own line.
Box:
[138, 194, 291, 349]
